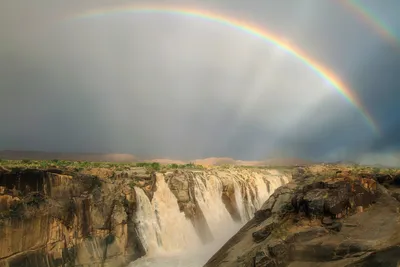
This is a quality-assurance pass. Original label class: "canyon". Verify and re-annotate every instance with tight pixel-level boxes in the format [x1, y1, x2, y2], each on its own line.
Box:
[1, 162, 400, 267]
[205, 165, 400, 266]
[0, 164, 290, 267]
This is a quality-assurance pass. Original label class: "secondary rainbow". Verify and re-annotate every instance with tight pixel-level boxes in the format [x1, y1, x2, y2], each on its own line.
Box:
[67, 5, 379, 134]
[341, 0, 398, 47]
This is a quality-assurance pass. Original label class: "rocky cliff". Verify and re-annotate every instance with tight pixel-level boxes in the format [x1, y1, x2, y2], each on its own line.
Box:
[204, 165, 400, 267]
[0, 167, 150, 267]
[0, 165, 290, 267]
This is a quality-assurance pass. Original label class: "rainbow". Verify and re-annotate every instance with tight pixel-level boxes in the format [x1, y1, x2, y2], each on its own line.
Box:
[341, 0, 398, 47]
[67, 4, 379, 134]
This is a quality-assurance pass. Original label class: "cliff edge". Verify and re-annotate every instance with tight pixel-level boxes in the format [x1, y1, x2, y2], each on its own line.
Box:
[0, 162, 290, 267]
[0, 166, 152, 267]
[204, 165, 400, 267]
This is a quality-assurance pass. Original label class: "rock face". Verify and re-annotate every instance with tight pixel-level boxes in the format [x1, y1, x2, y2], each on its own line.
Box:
[204, 166, 400, 267]
[165, 170, 214, 243]
[0, 167, 150, 267]
[0, 166, 290, 267]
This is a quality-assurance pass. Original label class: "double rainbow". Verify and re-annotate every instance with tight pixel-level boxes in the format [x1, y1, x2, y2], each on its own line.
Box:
[66, 4, 379, 134]
[342, 0, 398, 48]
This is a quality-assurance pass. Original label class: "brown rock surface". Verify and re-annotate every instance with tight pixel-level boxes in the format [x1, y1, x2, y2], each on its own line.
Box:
[204, 166, 400, 267]
[2, 163, 397, 267]
[0, 167, 146, 267]
[0, 165, 289, 267]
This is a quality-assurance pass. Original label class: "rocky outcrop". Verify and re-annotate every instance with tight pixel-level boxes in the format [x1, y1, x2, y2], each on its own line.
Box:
[0, 167, 147, 267]
[204, 166, 400, 267]
[3, 164, 399, 267]
[165, 170, 214, 243]
[164, 169, 289, 244]
[0, 166, 289, 267]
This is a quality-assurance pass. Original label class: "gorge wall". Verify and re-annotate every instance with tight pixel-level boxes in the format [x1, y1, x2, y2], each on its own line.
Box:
[204, 165, 400, 267]
[0, 166, 290, 267]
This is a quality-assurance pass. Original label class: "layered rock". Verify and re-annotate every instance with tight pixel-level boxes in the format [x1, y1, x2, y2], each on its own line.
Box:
[0, 167, 147, 267]
[204, 166, 400, 267]
[0, 166, 290, 267]
[163, 169, 289, 244]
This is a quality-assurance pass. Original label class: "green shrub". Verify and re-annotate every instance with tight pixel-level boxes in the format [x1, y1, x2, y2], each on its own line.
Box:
[150, 162, 160, 171]
[135, 162, 148, 167]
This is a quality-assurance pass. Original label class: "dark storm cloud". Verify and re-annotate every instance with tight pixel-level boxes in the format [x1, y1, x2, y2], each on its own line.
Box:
[347, 42, 400, 154]
[1, 0, 400, 161]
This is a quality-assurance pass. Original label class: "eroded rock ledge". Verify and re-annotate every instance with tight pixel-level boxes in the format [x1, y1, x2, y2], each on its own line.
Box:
[204, 165, 400, 267]
[0, 167, 152, 267]
[0, 165, 289, 267]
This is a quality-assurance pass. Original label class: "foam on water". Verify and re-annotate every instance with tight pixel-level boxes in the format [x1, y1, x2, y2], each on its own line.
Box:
[130, 170, 288, 267]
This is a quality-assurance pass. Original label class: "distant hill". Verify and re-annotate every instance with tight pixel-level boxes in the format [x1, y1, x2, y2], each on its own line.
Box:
[146, 158, 187, 165]
[257, 158, 313, 166]
[193, 157, 238, 166]
[0, 150, 137, 163]
[194, 157, 313, 167]
[0, 150, 314, 166]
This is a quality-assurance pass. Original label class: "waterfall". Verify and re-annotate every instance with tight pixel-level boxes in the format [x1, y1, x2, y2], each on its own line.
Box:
[134, 173, 201, 255]
[134, 187, 161, 255]
[233, 179, 247, 223]
[192, 174, 239, 238]
[253, 173, 270, 207]
[229, 170, 283, 223]
[130, 169, 289, 267]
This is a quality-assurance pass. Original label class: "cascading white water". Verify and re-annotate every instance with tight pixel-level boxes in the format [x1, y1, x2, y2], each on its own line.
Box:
[133, 187, 162, 255]
[253, 173, 270, 207]
[134, 173, 201, 256]
[233, 179, 248, 223]
[244, 184, 254, 220]
[230, 170, 282, 223]
[130, 169, 289, 267]
[192, 174, 239, 237]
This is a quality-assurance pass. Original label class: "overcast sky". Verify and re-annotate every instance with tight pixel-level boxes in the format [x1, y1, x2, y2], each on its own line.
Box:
[1, 0, 400, 163]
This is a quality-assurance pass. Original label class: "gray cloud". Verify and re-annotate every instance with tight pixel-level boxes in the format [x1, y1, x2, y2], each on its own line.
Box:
[1, 0, 399, 161]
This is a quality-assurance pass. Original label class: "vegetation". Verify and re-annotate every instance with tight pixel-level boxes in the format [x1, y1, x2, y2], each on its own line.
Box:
[0, 159, 123, 170]
[0, 159, 398, 176]
[0, 159, 205, 172]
